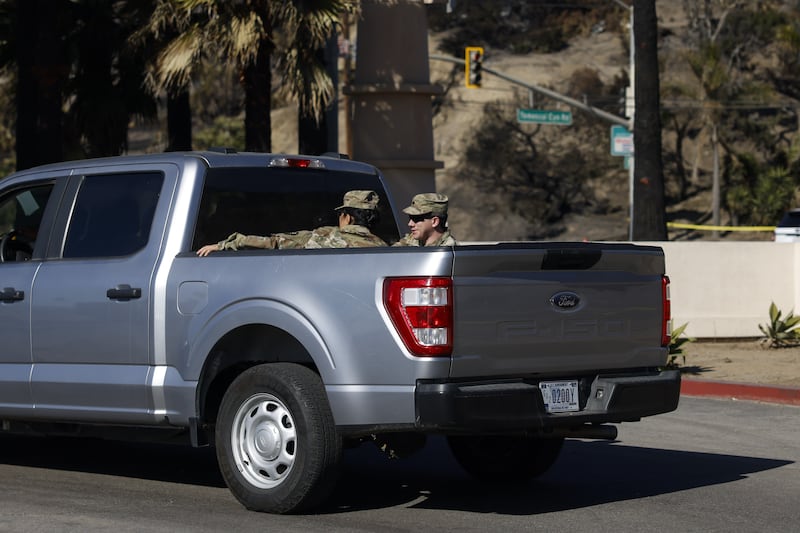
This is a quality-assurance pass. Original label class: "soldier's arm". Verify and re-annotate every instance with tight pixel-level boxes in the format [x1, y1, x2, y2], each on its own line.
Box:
[196, 232, 277, 256]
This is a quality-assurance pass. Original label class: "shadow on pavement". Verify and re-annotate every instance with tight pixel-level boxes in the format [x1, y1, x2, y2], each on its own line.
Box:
[0, 434, 224, 488]
[323, 436, 792, 515]
[0, 433, 792, 515]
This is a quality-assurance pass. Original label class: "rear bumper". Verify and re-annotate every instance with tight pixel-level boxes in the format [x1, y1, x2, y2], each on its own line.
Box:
[415, 369, 681, 431]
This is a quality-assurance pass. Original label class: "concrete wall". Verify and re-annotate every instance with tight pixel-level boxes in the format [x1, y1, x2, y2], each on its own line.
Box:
[641, 242, 800, 339]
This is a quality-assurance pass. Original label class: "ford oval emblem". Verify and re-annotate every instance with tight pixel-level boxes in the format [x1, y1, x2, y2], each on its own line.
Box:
[550, 291, 581, 310]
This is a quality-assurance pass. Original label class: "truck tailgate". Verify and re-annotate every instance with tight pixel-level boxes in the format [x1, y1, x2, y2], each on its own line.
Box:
[450, 242, 668, 379]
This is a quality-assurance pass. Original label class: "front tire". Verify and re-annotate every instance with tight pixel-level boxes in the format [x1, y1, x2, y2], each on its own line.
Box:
[216, 363, 341, 514]
[447, 434, 564, 482]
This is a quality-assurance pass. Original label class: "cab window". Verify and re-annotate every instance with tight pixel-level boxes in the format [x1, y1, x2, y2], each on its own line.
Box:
[63, 172, 163, 258]
[0, 184, 54, 262]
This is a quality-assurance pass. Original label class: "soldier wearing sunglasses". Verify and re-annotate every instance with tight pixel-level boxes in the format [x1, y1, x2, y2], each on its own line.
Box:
[394, 193, 457, 247]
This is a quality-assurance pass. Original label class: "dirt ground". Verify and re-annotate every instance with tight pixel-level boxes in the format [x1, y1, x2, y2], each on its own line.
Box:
[677, 340, 800, 388]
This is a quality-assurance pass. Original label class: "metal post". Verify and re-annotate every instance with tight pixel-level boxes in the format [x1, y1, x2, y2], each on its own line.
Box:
[612, 0, 634, 240]
[627, 4, 635, 240]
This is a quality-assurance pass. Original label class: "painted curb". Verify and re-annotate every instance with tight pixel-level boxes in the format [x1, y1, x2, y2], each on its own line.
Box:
[681, 378, 800, 406]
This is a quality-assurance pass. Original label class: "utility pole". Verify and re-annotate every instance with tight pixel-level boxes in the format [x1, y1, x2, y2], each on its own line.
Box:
[631, 0, 667, 240]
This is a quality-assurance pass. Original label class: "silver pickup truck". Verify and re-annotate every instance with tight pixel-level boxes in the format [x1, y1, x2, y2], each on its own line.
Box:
[0, 151, 679, 513]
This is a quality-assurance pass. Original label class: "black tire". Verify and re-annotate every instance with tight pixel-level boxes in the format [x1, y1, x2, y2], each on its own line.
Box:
[215, 363, 341, 514]
[447, 434, 564, 482]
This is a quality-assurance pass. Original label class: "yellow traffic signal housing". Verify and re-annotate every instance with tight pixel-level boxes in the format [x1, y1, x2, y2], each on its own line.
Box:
[465, 46, 484, 88]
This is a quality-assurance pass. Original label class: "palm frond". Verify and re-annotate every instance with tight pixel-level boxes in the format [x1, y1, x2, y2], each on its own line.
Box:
[156, 26, 204, 90]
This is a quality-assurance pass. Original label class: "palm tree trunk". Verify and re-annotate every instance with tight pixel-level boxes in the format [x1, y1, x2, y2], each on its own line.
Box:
[166, 89, 192, 151]
[244, 37, 273, 152]
[298, 35, 339, 155]
[15, 0, 66, 170]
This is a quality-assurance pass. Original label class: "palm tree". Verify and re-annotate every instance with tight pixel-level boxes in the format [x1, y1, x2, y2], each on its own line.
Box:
[1, 0, 160, 167]
[2, 0, 70, 169]
[131, 0, 194, 150]
[66, 0, 158, 158]
[148, 0, 354, 152]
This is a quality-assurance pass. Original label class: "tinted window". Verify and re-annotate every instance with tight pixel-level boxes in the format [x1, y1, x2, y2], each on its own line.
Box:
[194, 166, 399, 249]
[63, 172, 164, 258]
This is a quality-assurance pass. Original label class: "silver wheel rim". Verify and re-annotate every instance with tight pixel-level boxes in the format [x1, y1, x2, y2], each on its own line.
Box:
[231, 393, 297, 489]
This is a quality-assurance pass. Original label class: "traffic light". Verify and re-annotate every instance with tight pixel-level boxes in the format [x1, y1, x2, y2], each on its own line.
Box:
[465, 46, 483, 88]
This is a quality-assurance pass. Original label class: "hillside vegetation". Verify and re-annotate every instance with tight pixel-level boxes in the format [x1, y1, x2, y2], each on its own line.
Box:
[8, 1, 796, 244]
[423, 0, 800, 242]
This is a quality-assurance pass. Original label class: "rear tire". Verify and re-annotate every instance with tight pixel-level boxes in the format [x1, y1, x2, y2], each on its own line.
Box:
[216, 363, 341, 514]
[447, 434, 564, 482]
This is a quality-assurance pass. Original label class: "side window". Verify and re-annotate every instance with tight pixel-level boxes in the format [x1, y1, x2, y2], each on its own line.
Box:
[63, 172, 163, 258]
[0, 183, 54, 262]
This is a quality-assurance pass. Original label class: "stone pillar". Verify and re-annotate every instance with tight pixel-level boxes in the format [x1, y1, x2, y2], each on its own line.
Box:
[345, 0, 443, 223]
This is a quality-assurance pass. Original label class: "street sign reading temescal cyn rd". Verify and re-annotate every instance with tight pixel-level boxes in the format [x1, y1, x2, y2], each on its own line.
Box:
[517, 109, 572, 125]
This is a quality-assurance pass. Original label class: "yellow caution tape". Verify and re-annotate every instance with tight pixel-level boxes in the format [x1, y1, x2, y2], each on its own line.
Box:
[667, 222, 776, 232]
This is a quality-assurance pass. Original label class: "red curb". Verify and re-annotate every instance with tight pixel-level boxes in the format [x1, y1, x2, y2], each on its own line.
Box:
[681, 378, 800, 406]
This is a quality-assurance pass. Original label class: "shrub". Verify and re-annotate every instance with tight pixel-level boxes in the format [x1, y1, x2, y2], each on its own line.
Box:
[666, 322, 694, 368]
[193, 115, 245, 151]
[758, 302, 800, 348]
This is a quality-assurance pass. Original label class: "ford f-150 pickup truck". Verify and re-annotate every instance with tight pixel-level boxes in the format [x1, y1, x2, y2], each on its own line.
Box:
[0, 150, 679, 513]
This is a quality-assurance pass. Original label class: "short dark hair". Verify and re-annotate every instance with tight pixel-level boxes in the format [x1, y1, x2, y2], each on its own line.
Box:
[340, 207, 380, 229]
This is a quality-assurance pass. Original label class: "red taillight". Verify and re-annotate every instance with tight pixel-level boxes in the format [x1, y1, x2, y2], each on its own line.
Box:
[383, 277, 453, 357]
[268, 157, 325, 169]
[661, 275, 671, 347]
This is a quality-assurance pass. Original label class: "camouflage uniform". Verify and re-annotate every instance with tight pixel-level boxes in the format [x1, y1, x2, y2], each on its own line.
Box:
[216, 231, 310, 250]
[304, 224, 386, 248]
[394, 230, 457, 247]
[215, 190, 387, 250]
[393, 192, 458, 247]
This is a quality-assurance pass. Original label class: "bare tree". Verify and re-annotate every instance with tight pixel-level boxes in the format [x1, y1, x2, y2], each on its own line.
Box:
[681, 0, 749, 236]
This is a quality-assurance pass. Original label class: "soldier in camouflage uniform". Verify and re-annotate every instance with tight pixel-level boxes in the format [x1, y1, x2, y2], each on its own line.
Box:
[196, 190, 387, 256]
[393, 192, 457, 247]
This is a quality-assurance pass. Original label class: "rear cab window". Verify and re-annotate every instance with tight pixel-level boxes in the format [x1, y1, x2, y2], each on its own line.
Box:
[193, 166, 399, 250]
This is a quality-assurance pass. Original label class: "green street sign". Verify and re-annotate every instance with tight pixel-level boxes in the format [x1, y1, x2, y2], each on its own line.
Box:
[517, 108, 572, 125]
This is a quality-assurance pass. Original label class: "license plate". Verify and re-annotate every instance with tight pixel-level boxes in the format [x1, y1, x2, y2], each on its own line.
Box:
[539, 380, 579, 413]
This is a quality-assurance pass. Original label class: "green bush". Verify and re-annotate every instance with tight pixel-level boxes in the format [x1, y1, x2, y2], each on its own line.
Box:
[758, 302, 800, 348]
[193, 115, 245, 152]
[666, 322, 694, 368]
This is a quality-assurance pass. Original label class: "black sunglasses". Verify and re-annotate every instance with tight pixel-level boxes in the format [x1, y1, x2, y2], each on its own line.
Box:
[408, 214, 433, 223]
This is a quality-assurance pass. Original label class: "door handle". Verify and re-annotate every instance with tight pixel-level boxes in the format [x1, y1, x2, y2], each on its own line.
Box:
[106, 284, 142, 300]
[0, 287, 24, 302]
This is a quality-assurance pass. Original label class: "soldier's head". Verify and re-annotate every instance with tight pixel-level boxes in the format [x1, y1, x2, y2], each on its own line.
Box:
[402, 193, 449, 240]
[336, 190, 380, 229]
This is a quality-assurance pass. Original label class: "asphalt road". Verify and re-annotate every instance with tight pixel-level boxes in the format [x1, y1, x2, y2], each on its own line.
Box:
[1, 397, 798, 532]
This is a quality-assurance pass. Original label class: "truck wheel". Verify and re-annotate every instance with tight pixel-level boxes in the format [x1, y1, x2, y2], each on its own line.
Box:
[447, 435, 564, 482]
[215, 363, 341, 514]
